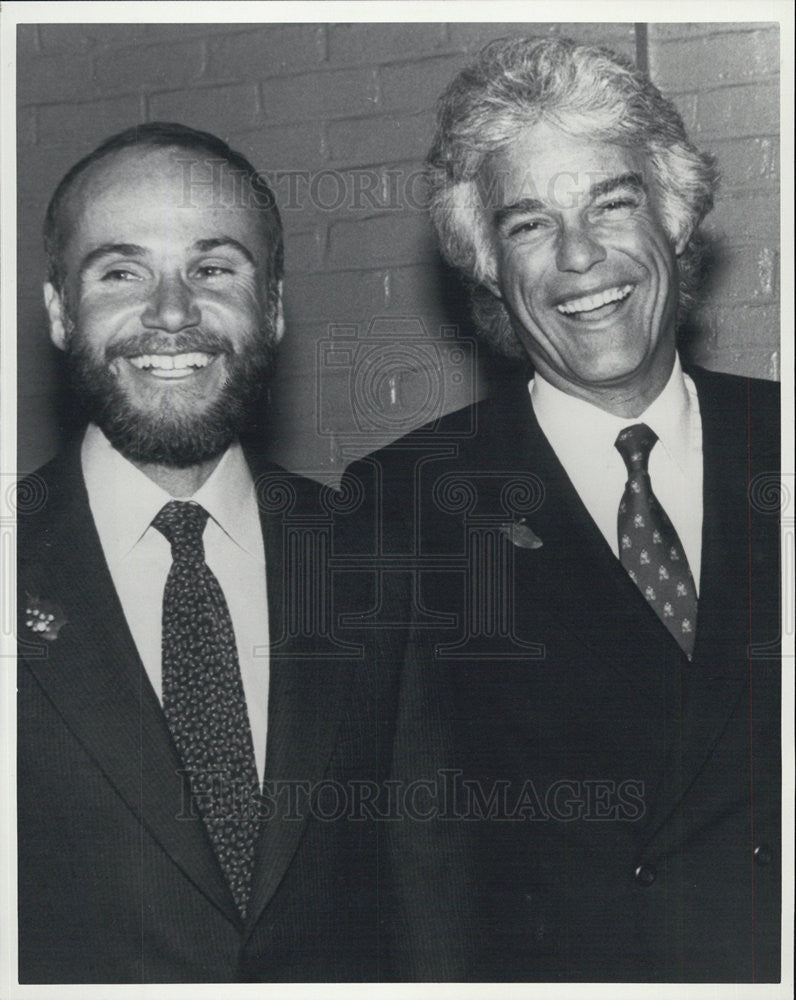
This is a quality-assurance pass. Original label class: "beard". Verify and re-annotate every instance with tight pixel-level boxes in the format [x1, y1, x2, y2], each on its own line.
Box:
[65, 324, 278, 468]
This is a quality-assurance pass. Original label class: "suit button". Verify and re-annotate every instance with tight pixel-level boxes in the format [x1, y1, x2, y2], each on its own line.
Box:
[754, 843, 773, 866]
[634, 864, 657, 886]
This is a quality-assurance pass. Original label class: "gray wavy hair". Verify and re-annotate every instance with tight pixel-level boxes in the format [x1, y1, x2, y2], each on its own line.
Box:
[426, 36, 719, 358]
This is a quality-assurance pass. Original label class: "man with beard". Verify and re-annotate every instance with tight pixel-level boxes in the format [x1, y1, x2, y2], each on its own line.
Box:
[17, 123, 418, 983]
[349, 37, 781, 981]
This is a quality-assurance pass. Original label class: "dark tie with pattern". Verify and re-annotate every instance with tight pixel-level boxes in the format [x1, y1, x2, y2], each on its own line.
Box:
[615, 423, 698, 658]
[153, 500, 260, 917]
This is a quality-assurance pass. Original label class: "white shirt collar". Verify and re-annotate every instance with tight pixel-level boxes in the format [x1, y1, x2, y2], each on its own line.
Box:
[192, 444, 263, 560]
[529, 354, 693, 473]
[81, 424, 262, 564]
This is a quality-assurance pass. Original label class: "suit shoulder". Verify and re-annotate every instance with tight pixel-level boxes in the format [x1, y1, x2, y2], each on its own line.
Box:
[689, 366, 780, 470]
[16, 447, 84, 548]
[246, 458, 341, 519]
[338, 400, 486, 547]
[343, 398, 486, 481]
[18, 447, 79, 497]
[689, 365, 779, 414]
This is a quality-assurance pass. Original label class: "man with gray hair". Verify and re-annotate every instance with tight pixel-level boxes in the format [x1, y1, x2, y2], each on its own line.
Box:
[357, 36, 780, 981]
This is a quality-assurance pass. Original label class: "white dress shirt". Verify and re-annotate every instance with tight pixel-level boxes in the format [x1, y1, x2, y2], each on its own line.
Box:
[82, 424, 270, 782]
[530, 355, 703, 592]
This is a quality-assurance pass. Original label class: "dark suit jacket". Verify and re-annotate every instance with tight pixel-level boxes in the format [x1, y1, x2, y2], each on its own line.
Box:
[348, 366, 781, 982]
[17, 439, 446, 983]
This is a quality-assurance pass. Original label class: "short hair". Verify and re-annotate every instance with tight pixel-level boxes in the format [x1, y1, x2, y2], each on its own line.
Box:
[44, 121, 284, 304]
[426, 36, 719, 358]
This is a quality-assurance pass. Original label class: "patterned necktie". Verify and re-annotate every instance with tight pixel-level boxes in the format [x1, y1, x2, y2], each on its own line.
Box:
[153, 500, 260, 917]
[615, 424, 698, 658]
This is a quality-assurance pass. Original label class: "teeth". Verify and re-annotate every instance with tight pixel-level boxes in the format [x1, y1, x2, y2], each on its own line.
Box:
[556, 284, 633, 315]
[128, 352, 212, 372]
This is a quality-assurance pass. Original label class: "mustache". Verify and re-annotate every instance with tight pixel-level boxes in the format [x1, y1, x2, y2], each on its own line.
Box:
[104, 330, 234, 360]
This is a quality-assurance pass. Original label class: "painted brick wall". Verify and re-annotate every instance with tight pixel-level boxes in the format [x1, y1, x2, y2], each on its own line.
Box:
[647, 22, 780, 383]
[16, 22, 780, 478]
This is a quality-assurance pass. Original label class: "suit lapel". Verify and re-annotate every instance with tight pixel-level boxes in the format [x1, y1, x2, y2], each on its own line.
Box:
[19, 447, 241, 926]
[638, 369, 754, 846]
[522, 369, 757, 846]
[461, 383, 685, 707]
[690, 368, 755, 672]
[243, 463, 356, 935]
[455, 378, 757, 839]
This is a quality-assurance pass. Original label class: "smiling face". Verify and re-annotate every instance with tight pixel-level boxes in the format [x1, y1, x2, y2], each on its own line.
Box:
[44, 145, 283, 466]
[482, 121, 685, 414]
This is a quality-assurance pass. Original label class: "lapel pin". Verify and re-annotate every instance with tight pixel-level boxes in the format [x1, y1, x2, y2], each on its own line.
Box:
[24, 594, 67, 642]
[499, 518, 543, 550]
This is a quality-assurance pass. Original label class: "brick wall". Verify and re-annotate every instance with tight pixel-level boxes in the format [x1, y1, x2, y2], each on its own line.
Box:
[16, 21, 780, 477]
[647, 22, 780, 383]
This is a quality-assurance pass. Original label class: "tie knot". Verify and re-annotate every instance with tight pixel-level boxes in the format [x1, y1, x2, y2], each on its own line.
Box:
[615, 423, 658, 474]
[152, 501, 209, 561]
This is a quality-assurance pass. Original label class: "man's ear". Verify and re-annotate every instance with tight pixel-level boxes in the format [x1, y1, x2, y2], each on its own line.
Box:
[673, 222, 693, 258]
[43, 282, 68, 351]
[478, 255, 503, 298]
[477, 241, 502, 298]
[272, 280, 285, 344]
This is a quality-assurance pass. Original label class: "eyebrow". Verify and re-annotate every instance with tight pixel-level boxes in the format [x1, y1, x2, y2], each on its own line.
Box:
[78, 243, 146, 279]
[77, 236, 257, 279]
[493, 172, 646, 229]
[493, 198, 545, 229]
[589, 172, 645, 200]
[193, 237, 257, 266]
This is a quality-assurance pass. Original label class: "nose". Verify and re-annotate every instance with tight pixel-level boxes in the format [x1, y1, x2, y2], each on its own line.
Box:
[555, 220, 607, 273]
[140, 273, 201, 332]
